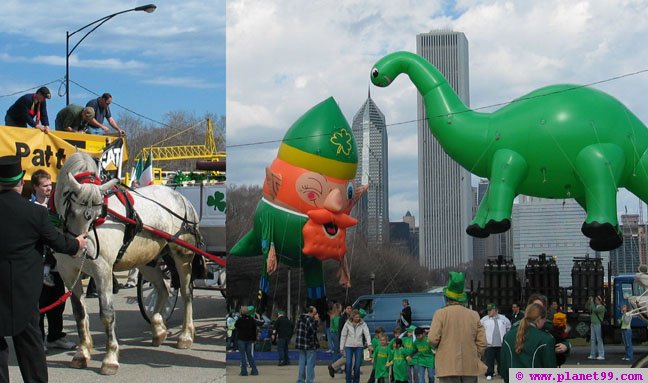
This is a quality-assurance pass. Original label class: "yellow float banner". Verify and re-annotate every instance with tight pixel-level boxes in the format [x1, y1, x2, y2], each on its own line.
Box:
[0, 125, 127, 182]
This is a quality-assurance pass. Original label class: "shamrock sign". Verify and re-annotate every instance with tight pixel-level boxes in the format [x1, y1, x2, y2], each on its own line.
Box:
[207, 190, 226, 212]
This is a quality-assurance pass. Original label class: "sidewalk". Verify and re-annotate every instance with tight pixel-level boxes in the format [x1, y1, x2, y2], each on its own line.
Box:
[226, 344, 637, 383]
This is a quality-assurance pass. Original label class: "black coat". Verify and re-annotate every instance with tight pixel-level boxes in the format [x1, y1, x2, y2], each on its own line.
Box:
[5, 93, 49, 127]
[0, 190, 79, 336]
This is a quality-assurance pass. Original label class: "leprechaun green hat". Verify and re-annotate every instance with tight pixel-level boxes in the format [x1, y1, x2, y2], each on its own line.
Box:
[277, 97, 357, 180]
[443, 271, 467, 302]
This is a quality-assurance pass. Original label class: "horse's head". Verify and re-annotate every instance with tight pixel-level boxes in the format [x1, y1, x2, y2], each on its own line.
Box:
[59, 172, 119, 236]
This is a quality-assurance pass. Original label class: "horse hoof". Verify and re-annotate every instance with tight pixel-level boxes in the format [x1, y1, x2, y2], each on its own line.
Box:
[70, 357, 88, 369]
[100, 363, 119, 375]
[152, 332, 168, 346]
[176, 338, 193, 349]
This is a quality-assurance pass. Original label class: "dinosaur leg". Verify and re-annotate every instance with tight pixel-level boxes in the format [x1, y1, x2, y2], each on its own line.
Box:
[303, 258, 328, 317]
[478, 149, 528, 235]
[625, 146, 648, 214]
[576, 144, 625, 251]
[466, 186, 492, 238]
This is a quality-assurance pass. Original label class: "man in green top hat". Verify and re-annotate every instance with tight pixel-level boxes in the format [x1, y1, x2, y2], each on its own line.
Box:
[231, 97, 367, 317]
[429, 272, 487, 383]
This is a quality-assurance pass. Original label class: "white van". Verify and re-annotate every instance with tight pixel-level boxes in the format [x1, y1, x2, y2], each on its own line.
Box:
[352, 292, 446, 336]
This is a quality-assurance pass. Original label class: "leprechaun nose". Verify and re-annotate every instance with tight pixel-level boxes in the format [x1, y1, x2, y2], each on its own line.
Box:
[323, 188, 344, 213]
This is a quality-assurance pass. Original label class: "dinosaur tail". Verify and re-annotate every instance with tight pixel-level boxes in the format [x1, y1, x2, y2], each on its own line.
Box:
[229, 230, 261, 257]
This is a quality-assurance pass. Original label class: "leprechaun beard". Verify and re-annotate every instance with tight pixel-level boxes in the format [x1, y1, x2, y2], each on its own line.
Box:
[301, 209, 358, 262]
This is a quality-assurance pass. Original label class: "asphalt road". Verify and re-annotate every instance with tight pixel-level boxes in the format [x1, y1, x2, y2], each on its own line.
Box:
[6, 275, 226, 383]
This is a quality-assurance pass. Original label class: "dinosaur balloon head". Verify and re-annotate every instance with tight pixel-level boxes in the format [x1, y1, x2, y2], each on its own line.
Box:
[263, 97, 366, 261]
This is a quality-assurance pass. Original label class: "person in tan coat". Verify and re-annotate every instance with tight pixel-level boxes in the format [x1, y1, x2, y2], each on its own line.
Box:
[429, 272, 487, 383]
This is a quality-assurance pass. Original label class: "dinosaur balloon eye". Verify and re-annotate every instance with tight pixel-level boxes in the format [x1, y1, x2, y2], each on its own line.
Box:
[346, 182, 354, 200]
[371, 68, 379, 78]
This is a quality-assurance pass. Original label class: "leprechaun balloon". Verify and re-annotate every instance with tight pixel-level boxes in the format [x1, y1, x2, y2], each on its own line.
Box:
[371, 51, 648, 251]
[230, 97, 367, 314]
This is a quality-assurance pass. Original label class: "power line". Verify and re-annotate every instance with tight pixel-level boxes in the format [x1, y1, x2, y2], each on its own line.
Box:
[226, 67, 648, 149]
[0, 78, 65, 99]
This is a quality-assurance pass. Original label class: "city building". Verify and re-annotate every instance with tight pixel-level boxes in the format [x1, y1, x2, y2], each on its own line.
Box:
[512, 196, 608, 287]
[352, 90, 389, 245]
[473, 179, 512, 264]
[609, 214, 644, 275]
[416, 30, 473, 269]
[390, 211, 419, 257]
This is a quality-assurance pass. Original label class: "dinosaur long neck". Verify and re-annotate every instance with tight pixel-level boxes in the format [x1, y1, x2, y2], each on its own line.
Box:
[402, 54, 488, 173]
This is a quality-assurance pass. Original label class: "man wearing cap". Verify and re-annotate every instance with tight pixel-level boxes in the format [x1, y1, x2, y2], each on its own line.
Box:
[86, 93, 124, 135]
[55, 104, 95, 133]
[429, 272, 487, 383]
[0, 155, 88, 383]
[272, 309, 294, 366]
[480, 304, 511, 380]
[4, 87, 51, 132]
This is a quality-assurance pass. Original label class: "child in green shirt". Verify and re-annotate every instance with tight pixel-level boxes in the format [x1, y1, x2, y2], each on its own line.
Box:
[401, 325, 416, 382]
[373, 334, 392, 383]
[387, 338, 409, 383]
[367, 327, 386, 383]
[408, 328, 435, 383]
[388, 326, 402, 349]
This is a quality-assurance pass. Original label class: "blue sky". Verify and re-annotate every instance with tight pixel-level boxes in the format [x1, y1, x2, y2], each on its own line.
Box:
[0, 0, 225, 128]
[227, 0, 648, 222]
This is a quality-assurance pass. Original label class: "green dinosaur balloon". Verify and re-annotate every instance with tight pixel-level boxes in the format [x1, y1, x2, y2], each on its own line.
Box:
[371, 51, 648, 251]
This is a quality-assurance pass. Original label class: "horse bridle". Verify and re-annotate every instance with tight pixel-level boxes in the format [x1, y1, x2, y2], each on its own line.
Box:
[60, 172, 108, 259]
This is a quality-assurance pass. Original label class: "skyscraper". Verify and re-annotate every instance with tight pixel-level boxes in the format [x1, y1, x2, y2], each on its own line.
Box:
[352, 90, 389, 245]
[416, 31, 473, 269]
[609, 214, 643, 275]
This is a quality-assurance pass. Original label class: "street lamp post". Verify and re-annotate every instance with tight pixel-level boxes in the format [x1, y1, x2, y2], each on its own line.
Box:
[65, 4, 156, 105]
[370, 272, 375, 295]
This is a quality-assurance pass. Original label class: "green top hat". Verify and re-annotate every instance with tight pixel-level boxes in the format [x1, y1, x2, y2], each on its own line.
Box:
[443, 271, 467, 302]
[247, 305, 256, 317]
[277, 97, 358, 180]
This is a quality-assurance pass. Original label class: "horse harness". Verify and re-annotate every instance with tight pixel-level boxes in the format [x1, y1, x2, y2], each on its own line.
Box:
[58, 172, 200, 264]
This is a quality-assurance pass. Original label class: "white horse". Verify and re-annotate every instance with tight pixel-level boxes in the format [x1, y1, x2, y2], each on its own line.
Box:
[53, 152, 200, 375]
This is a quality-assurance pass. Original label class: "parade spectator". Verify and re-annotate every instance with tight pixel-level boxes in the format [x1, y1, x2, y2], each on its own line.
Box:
[547, 301, 559, 321]
[86, 93, 124, 135]
[526, 293, 571, 361]
[389, 326, 402, 348]
[54, 105, 95, 132]
[480, 303, 511, 380]
[409, 327, 435, 383]
[272, 309, 293, 366]
[330, 302, 342, 359]
[0, 155, 87, 383]
[328, 304, 353, 377]
[340, 309, 372, 383]
[508, 302, 524, 325]
[326, 302, 340, 354]
[401, 324, 417, 382]
[367, 327, 386, 383]
[31, 170, 76, 352]
[586, 295, 606, 360]
[551, 310, 568, 366]
[5, 87, 51, 132]
[429, 271, 487, 383]
[620, 304, 633, 361]
[235, 305, 259, 376]
[500, 303, 557, 383]
[387, 338, 409, 383]
[295, 306, 319, 383]
[399, 299, 412, 329]
[372, 334, 392, 383]
[226, 310, 238, 352]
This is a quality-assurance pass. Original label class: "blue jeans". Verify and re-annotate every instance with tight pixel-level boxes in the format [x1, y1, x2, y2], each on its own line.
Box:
[297, 349, 316, 383]
[345, 347, 364, 383]
[589, 323, 605, 358]
[237, 340, 258, 374]
[621, 328, 633, 360]
[329, 331, 340, 358]
[277, 338, 290, 364]
[416, 366, 435, 383]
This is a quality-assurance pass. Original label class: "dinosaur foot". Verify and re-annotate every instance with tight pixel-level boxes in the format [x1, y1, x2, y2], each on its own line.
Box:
[485, 219, 511, 234]
[589, 233, 623, 252]
[581, 221, 618, 239]
[466, 224, 490, 238]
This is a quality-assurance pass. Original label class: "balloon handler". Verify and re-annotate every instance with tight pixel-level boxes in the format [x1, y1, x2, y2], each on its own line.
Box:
[231, 97, 367, 315]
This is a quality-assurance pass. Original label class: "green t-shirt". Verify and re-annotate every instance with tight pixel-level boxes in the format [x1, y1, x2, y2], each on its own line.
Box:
[390, 347, 410, 381]
[371, 336, 381, 350]
[411, 338, 435, 368]
[331, 315, 340, 333]
[373, 344, 392, 378]
[401, 336, 415, 365]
